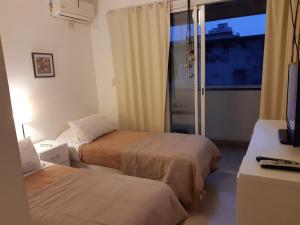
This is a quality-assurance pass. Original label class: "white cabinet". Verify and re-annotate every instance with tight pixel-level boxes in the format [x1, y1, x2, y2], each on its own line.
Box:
[237, 120, 300, 225]
[34, 140, 70, 166]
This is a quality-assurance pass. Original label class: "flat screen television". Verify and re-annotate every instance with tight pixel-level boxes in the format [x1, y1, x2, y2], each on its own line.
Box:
[279, 62, 300, 146]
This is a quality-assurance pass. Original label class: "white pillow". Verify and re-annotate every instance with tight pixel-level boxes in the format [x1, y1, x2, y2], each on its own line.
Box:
[56, 128, 78, 143]
[68, 114, 116, 143]
[18, 137, 41, 174]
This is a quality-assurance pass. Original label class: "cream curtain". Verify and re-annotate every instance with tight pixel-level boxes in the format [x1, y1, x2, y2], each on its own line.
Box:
[260, 0, 300, 119]
[107, 2, 170, 132]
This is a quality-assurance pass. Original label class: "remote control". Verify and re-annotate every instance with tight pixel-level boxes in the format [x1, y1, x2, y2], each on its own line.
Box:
[256, 156, 281, 162]
[259, 159, 300, 172]
[256, 156, 299, 164]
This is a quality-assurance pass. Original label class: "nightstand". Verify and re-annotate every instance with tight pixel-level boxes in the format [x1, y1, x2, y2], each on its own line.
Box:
[34, 140, 70, 166]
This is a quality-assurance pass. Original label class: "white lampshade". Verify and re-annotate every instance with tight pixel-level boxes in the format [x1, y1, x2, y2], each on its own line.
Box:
[11, 91, 33, 125]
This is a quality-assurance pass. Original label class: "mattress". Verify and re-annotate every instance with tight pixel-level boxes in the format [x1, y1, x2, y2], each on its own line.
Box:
[25, 164, 188, 225]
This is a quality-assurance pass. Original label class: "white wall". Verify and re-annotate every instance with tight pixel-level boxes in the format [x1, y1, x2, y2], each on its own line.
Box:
[206, 90, 261, 142]
[91, 0, 163, 124]
[0, 38, 32, 225]
[0, 0, 99, 142]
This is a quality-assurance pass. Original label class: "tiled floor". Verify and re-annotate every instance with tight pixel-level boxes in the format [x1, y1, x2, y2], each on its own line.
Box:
[185, 146, 247, 225]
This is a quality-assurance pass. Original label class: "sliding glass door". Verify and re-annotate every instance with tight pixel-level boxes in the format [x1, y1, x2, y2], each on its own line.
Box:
[169, 7, 203, 135]
[169, 0, 266, 137]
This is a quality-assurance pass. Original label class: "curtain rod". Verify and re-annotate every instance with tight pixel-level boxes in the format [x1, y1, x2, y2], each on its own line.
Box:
[107, 0, 170, 14]
[171, 0, 232, 13]
[107, 0, 231, 14]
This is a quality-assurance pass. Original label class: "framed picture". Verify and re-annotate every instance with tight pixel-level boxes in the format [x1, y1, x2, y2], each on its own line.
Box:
[32, 52, 55, 78]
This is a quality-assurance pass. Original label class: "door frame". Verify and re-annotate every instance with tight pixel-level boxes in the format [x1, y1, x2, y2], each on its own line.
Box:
[193, 6, 200, 135]
[193, 5, 206, 135]
[200, 5, 206, 135]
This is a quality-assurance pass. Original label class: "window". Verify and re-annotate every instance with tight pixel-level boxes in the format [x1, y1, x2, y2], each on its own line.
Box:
[205, 14, 266, 89]
[168, 0, 267, 134]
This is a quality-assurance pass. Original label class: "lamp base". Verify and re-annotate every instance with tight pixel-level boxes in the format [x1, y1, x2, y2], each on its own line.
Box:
[22, 124, 25, 139]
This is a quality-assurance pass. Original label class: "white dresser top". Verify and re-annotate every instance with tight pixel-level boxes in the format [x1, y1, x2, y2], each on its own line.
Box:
[238, 120, 300, 186]
[34, 139, 66, 154]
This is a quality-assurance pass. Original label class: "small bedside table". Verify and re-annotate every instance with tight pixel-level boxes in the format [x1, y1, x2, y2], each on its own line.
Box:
[34, 140, 70, 166]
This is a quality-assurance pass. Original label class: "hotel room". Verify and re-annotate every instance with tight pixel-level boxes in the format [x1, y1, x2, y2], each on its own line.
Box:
[0, 0, 300, 225]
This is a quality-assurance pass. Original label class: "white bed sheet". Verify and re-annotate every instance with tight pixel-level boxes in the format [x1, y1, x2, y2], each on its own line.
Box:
[24, 161, 53, 177]
[55, 128, 86, 162]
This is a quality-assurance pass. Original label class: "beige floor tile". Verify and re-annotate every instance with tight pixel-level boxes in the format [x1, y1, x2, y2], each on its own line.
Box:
[184, 146, 246, 225]
[186, 207, 236, 225]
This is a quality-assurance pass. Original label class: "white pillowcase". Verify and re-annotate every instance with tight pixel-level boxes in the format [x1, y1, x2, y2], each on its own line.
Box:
[68, 114, 116, 143]
[56, 128, 78, 143]
[18, 137, 41, 174]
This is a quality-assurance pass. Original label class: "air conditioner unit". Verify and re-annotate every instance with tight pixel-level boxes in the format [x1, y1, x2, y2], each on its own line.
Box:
[50, 0, 95, 23]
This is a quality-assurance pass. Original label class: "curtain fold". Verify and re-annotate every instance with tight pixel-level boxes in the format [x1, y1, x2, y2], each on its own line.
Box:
[107, 2, 170, 132]
[260, 0, 300, 119]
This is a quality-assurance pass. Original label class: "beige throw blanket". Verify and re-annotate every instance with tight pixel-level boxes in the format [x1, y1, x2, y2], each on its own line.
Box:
[122, 133, 221, 206]
[29, 171, 188, 225]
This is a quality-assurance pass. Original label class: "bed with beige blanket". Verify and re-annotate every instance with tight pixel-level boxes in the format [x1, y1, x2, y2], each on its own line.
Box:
[78, 130, 221, 206]
[25, 164, 188, 225]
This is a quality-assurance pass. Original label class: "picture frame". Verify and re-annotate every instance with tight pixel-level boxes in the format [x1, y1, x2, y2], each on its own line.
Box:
[32, 52, 55, 78]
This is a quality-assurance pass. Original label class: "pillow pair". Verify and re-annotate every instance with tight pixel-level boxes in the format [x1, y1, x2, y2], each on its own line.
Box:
[68, 114, 116, 143]
[18, 137, 41, 174]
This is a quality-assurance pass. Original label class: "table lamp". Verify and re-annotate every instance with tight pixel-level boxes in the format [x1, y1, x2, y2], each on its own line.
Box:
[11, 93, 32, 139]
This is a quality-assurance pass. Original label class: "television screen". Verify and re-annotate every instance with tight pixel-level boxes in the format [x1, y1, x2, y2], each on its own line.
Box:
[287, 63, 299, 140]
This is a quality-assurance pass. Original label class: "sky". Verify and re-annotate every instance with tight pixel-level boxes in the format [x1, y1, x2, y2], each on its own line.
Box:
[170, 14, 266, 42]
[206, 14, 266, 36]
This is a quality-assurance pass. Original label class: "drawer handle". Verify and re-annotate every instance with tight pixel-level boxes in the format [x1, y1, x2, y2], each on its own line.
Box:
[50, 155, 60, 160]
